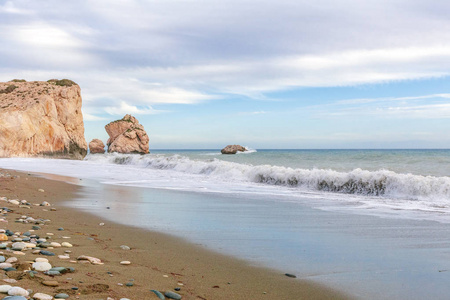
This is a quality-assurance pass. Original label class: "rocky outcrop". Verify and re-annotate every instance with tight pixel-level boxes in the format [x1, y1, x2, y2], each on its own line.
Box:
[89, 139, 105, 154]
[221, 145, 247, 154]
[105, 115, 149, 154]
[0, 79, 87, 159]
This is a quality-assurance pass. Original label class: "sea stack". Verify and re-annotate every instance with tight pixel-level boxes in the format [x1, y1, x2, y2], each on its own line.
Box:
[105, 114, 149, 154]
[221, 145, 247, 154]
[0, 79, 87, 159]
[89, 139, 105, 154]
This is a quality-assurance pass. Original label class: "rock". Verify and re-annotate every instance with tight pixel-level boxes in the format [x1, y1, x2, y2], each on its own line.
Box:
[42, 281, 59, 287]
[89, 139, 105, 154]
[54, 293, 69, 299]
[0, 263, 13, 269]
[61, 242, 72, 247]
[119, 245, 130, 250]
[50, 242, 61, 248]
[120, 261, 131, 265]
[33, 293, 53, 300]
[11, 242, 26, 251]
[150, 290, 165, 300]
[7, 286, 29, 297]
[0, 284, 12, 293]
[0, 80, 87, 159]
[0, 234, 8, 241]
[126, 282, 133, 287]
[105, 114, 150, 154]
[285, 273, 297, 278]
[164, 291, 182, 299]
[32, 261, 52, 271]
[221, 145, 247, 154]
[40, 250, 55, 256]
[77, 255, 103, 265]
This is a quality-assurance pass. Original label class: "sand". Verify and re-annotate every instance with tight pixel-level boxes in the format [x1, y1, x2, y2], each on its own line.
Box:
[0, 168, 351, 299]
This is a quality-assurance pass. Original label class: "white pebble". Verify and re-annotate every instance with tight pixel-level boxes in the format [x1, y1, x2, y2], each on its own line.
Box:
[32, 261, 52, 271]
[0, 263, 13, 270]
[120, 261, 131, 265]
[0, 284, 12, 293]
[33, 292, 53, 300]
[8, 286, 29, 297]
[61, 242, 72, 248]
[35, 257, 48, 263]
[5, 257, 17, 263]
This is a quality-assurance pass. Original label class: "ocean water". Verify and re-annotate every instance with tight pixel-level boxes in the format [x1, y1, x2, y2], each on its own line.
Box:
[1, 149, 450, 299]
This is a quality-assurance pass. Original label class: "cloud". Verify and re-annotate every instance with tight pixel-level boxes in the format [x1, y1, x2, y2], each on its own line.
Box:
[103, 101, 163, 116]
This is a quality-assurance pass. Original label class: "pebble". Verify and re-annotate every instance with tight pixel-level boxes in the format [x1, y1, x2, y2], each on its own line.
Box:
[5, 257, 17, 263]
[12, 251, 25, 256]
[0, 256, 5, 263]
[8, 286, 29, 297]
[40, 250, 55, 256]
[61, 242, 72, 248]
[0, 284, 12, 293]
[284, 273, 297, 278]
[0, 234, 8, 241]
[33, 292, 53, 300]
[42, 281, 59, 287]
[32, 261, 52, 271]
[54, 293, 69, 299]
[164, 291, 182, 300]
[57, 228, 64, 231]
[58, 255, 70, 260]
[119, 245, 130, 250]
[38, 189, 45, 193]
[0, 243, 7, 249]
[45, 270, 61, 276]
[50, 242, 61, 247]
[120, 261, 131, 265]
[0, 263, 13, 269]
[126, 282, 134, 287]
[150, 290, 165, 300]
[35, 258, 49, 263]
[77, 255, 103, 265]
[11, 242, 26, 251]
[32, 226, 41, 230]
[2, 296, 28, 300]
[3, 279, 17, 284]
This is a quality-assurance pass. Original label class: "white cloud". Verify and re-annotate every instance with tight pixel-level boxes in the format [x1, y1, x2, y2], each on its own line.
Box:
[103, 101, 163, 115]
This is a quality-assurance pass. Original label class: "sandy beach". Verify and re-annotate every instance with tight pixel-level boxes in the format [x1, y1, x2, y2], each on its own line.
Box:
[0, 168, 350, 300]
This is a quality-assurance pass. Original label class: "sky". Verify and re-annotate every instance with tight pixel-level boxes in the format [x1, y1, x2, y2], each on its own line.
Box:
[1, 0, 450, 149]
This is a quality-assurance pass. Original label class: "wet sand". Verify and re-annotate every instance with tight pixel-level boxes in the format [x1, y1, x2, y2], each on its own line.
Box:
[0, 168, 350, 299]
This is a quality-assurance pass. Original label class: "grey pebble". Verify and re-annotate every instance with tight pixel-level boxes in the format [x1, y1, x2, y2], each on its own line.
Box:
[54, 293, 70, 299]
[40, 250, 55, 256]
[165, 291, 182, 300]
[150, 289, 165, 299]
[126, 282, 134, 287]
[284, 273, 297, 278]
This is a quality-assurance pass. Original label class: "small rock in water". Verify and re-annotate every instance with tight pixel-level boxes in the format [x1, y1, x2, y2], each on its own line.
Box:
[284, 273, 297, 278]
[150, 290, 165, 300]
[164, 291, 182, 299]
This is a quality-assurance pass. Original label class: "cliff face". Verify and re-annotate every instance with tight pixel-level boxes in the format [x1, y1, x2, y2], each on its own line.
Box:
[105, 114, 149, 154]
[0, 79, 88, 159]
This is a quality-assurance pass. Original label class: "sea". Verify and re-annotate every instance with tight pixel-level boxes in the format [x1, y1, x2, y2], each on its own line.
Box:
[1, 149, 450, 299]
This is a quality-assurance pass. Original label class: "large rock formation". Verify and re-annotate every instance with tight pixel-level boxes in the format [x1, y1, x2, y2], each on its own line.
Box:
[0, 79, 87, 159]
[221, 145, 247, 154]
[89, 139, 105, 154]
[105, 114, 149, 154]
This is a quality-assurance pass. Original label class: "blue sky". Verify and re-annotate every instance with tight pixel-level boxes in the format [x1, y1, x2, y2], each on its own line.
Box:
[1, 0, 449, 149]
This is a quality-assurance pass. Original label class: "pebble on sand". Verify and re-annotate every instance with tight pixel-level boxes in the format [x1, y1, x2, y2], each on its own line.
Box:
[120, 261, 131, 265]
[33, 292, 53, 300]
[7, 286, 29, 297]
[164, 290, 182, 299]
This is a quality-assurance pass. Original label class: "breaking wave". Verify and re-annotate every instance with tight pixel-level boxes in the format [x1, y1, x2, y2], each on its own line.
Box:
[86, 153, 450, 201]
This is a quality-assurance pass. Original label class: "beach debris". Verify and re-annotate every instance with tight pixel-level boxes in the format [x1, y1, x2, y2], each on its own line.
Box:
[150, 289, 166, 299]
[284, 273, 297, 278]
[164, 290, 182, 299]
[77, 255, 103, 265]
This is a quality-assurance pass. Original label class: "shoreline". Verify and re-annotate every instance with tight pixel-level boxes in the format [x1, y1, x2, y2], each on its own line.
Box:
[0, 168, 351, 299]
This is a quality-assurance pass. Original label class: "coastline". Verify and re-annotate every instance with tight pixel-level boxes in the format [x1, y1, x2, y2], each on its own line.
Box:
[0, 168, 351, 300]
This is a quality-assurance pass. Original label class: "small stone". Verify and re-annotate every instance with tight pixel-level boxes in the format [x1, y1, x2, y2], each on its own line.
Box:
[32, 226, 41, 230]
[32, 261, 52, 271]
[150, 290, 165, 300]
[38, 189, 45, 193]
[71, 287, 78, 290]
[2, 296, 28, 300]
[120, 261, 131, 265]
[119, 245, 130, 250]
[126, 282, 134, 287]
[99, 223, 105, 226]
[42, 281, 59, 287]
[0, 256, 5, 263]
[41, 201, 50, 206]
[57, 228, 64, 231]
[40, 250, 55, 256]
[284, 273, 297, 278]
[11, 242, 26, 251]
[12, 251, 25, 256]
[8, 286, 29, 297]
[33, 292, 53, 300]
[77, 255, 103, 265]
[3, 267, 17, 272]
[58, 255, 70, 260]
[54, 293, 69, 299]
[164, 291, 182, 299]
[61, 242, 72, 248]
[5, 257, 17, 263]
[50, 208, 57, 211]
[0, 243, 7, 249]
[0, 234, 8, 241]
[0, 263, 13, 269]
[35, 258, 49, 263]
[45, 270, 61, 276]
[50, 242, 61, 248]
[174, 287, 181, 291]
[2, 279, 17, 284]
[0, 284, 12, 293]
